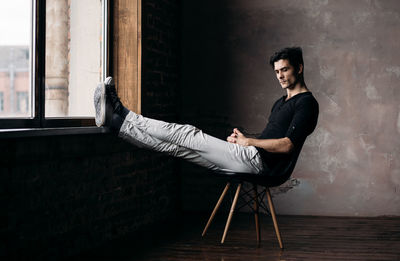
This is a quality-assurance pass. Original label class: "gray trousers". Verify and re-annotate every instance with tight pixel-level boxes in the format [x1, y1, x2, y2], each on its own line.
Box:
[118, 111, 265, 174]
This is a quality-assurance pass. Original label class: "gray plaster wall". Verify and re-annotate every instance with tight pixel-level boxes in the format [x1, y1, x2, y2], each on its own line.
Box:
[180, 0, 400, 216]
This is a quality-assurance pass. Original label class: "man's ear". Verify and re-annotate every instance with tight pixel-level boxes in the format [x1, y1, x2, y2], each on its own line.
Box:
[298, 64, 303, 74]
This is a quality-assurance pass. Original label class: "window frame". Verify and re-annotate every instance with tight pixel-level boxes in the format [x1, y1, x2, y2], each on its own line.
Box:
[0, 0, 110, 130]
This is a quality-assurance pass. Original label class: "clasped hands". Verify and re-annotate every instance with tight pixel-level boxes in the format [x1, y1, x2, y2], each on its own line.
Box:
[227, 128, 250, 146]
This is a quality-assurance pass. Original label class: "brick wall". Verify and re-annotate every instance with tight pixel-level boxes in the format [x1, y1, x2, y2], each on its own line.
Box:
[142, 0, 180, 120]
[1, 135, 179, 259]
[1, 0, 181, 259]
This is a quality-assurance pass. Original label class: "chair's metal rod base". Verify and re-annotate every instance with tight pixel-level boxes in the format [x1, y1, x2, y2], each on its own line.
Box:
[253, 184, 261, 247]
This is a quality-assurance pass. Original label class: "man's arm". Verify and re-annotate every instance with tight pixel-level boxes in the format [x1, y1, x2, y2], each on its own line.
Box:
[227, 128, 294, 154]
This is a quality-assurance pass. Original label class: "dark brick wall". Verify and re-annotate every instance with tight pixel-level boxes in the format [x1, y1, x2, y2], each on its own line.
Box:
[142, 0, 180, 120]
[1, 0, 181, 259]
[1, 135, 178, 259]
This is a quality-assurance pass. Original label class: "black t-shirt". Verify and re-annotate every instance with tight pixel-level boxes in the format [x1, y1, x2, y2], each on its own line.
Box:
[256, 91, 319, 172]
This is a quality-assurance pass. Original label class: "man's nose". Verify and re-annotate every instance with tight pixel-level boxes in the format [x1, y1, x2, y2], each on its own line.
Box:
[278, 71, 284, 79]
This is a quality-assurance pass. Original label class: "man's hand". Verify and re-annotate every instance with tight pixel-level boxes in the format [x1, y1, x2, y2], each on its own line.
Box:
[227, 128, 294, 153]
[226, 128, 250, 146]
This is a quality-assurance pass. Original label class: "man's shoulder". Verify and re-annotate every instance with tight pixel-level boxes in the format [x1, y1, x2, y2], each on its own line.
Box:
[296, 92, 318, 106]
[295, 93, 319, 119]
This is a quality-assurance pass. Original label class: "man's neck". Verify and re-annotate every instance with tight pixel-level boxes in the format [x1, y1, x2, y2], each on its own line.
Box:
[286, 82, 308, 100]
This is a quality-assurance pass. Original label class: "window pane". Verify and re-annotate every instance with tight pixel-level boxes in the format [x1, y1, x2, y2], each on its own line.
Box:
[0, 0, 32, 118]
[45, 0, 103, 118]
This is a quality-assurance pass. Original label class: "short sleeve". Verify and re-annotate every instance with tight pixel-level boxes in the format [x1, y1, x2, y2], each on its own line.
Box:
[285, 96, 319, 148]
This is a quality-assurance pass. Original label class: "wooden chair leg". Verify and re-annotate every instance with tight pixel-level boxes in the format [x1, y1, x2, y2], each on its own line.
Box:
[266, 188, 284, 249]
[221, 183, 242, 244]
[253, 184, 261, 247]
[202, 182, 231, 236]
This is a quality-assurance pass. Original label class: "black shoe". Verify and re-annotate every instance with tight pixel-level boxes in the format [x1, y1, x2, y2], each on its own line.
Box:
[104, 76, 124, 115]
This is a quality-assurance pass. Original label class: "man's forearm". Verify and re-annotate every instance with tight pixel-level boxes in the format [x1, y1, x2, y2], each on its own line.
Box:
[246, 137, 294, 154]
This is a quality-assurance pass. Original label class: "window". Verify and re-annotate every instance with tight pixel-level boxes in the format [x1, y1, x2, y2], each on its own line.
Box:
[45, 0, 104, 118]
[0, 1, 31, 118]
[0, 0, 110, 129]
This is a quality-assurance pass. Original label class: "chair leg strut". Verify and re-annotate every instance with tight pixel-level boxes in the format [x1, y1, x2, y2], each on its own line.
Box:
[266, 188, 284, 249]
[221, 183, 242, 244]
[202, 182, 231, 237]
[253, 184, 261, 246]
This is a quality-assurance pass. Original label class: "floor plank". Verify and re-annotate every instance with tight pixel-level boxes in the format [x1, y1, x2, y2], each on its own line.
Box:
[133, 213, 400, 261]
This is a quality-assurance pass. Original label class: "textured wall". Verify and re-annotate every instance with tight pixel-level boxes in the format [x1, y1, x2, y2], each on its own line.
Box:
[180, 0, 400, 216]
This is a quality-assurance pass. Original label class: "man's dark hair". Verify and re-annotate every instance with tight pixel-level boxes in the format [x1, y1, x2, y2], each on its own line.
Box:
[269, 47, 305, 83]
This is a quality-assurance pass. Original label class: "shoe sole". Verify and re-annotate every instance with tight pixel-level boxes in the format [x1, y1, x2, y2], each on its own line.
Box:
[94, 82, 106, 127]
[105, 76, 114, 86]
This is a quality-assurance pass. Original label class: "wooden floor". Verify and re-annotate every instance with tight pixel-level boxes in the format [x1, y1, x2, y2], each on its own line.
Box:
[79, 212, 400, 260]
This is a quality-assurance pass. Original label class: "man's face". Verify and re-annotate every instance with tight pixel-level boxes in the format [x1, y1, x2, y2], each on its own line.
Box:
[273, 59, 302, 89]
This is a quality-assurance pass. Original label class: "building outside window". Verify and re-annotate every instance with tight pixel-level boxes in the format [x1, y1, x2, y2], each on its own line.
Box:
[16, 91, 29, 113]
[0, 92, 4, 112]
[0, 0, 31, 118]
[45, 0, 104, 117]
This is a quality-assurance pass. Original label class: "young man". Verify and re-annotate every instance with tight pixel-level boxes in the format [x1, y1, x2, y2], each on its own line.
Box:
[94, 47, 318, 176]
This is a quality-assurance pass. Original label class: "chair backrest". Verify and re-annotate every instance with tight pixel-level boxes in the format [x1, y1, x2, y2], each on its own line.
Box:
[261, 146, 302, 187]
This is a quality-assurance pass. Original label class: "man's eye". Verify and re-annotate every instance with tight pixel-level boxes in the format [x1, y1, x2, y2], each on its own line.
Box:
[282, 68, 288, 72]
